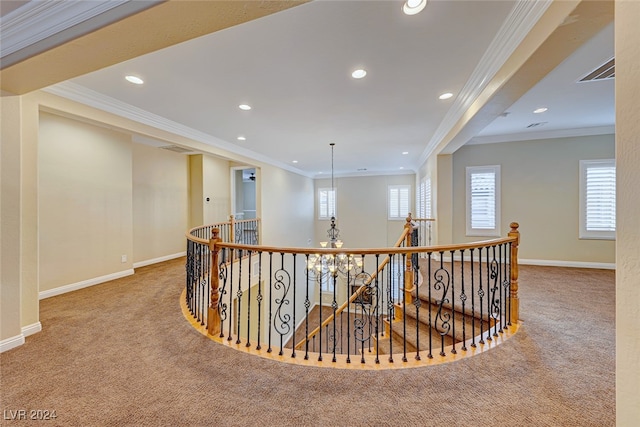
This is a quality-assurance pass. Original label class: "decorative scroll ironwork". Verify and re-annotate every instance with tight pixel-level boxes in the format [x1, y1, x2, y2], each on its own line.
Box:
[433, 254, 451, 357]
[217, 257, 228, 338]
[489, 248, 501, 338]
[273, 265, 292, 356]
[184, 220, 520, 367]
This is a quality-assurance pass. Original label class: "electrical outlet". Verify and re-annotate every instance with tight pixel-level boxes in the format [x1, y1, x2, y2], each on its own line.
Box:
[121, 255, 127, 263]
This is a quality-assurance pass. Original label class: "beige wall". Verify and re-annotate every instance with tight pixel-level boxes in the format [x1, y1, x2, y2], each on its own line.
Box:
[189, 154, 231, 227]
[314, 174, 415, 249]
[1, 93, 39, 346]
[450, 135, 615, 264]
[1, 95, 23, 343]
[132, 143, 188, 264]
[262, 166, 314, 248]
[615, 1, 640, 423]
[39, 112, 134, 292]
[202, 155, 231, 225]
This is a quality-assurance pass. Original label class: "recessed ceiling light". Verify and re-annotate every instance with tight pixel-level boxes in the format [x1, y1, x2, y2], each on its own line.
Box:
[439, 92, 453, 100]
[403, 0, 427, 16]
[533, 107, 548, 114]
[402, 151, 409, 155]
[237, 136, 246, 141]
[239, 104, 252, 111]
[292, 160, 298, 164]
[351, 69, 367, 79]
[125, 75, 144, 85]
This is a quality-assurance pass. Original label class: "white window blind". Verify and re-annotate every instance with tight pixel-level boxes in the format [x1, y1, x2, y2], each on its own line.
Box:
[418, 177, 432, 218]
[580, 160, 616, 239]
[466, 165, 500, 236]
[318, 188, 336, 220]
[388, 185, 410, 220]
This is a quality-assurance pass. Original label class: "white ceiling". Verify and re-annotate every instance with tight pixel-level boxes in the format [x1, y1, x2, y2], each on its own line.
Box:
[5, 0, 615, 177]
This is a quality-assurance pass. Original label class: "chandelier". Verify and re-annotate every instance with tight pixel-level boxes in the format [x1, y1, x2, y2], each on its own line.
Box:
[307, 143, 363, 279]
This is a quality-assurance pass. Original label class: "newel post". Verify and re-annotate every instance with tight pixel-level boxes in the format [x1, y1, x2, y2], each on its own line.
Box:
[229, 214, 235, 243]
[403, 213, 415, 305]
[207, 228, 222, 336]
[508, 222, 520, 323]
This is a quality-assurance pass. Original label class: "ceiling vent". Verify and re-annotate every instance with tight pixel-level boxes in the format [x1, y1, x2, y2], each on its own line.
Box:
[579, 57, 615, 82]
[159, 145, 193, 154]
[526, 122, 547, 129]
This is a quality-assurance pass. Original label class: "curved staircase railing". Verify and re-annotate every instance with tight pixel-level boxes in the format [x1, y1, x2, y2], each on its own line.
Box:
[184, 216, 520, 368]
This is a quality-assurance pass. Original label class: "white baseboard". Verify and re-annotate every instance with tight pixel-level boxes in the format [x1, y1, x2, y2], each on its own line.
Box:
[0, 334, 25, 353]
[22, 321, 42, 337]
[133, 251, 186, 269]
[519, 258, 615, 270]
[39, 269, 135, 300]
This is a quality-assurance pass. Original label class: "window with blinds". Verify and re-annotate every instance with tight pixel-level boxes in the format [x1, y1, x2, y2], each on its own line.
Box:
[318, 188, 336, 220]
[417, 177, 432, 218]
[580, 159, 616, 239]
[466, 165, 501, 236]
[388, 185, 411, 220]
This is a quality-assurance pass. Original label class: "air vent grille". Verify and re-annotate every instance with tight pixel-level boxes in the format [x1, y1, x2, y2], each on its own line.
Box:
[159, 145, 192, 154]
[579, 58, 615, 82]
[526, 122, 547, 129]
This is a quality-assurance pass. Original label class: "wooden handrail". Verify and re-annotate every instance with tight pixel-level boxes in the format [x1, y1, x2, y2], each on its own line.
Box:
[211, 236, 516, 255]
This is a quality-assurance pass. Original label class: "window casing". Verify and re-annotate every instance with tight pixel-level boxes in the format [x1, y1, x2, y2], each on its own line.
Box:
[580, 159, 616, 240]
[388, 185, 411, 220]
[466, 165, 501, 237]
[417, 177, 432, 218]
[317, 188, 336, 220]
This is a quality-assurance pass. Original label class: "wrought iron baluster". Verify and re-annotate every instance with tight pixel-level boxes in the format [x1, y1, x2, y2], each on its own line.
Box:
[470, 248, 476, 348]
[478, 246, 485, 345]
[218, 248, 229, 338]
[291, 253, 296, 358]
[402, 253, 407, 362]
[228, 248, 235, 341]
[245, 250, 252, 347]
[256, 252, 263, 350]
[236, 249, 243, 345]
[490, 245, 500, 338]
[508, 242, 512, 326]
[387, 254, 394, 363]
[414, 250, 421, 361]
[450, 250, 456, 355]
[267, 252, 273, 353]
[427, 251, 433, 359]
[318, 265, 323, 362]
[499, 244, 504, 333]
[304, 254, 310, 360]
[332, 258, 338, 363]
[375, 254, 381, 364]
[346, 259, 351, 364]
[486, 246, 492, 342]
[460, 249, 467, 351]
[274, 252, 291, 356]
[434, 251, 451, 357]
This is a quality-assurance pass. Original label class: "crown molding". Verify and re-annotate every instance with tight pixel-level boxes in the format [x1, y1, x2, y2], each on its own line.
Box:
[466, 125, 615, 145]
[0, 0, 128, 59]
[43, 81, 313, 178]
[418, 0, 552, 166]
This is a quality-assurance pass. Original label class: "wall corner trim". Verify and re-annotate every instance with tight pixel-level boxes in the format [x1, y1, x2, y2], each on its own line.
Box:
[39, 269, 135, 300]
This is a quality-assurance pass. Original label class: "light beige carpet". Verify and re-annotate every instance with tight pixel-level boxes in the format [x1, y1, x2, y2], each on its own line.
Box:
[0, 259, 615, 426]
